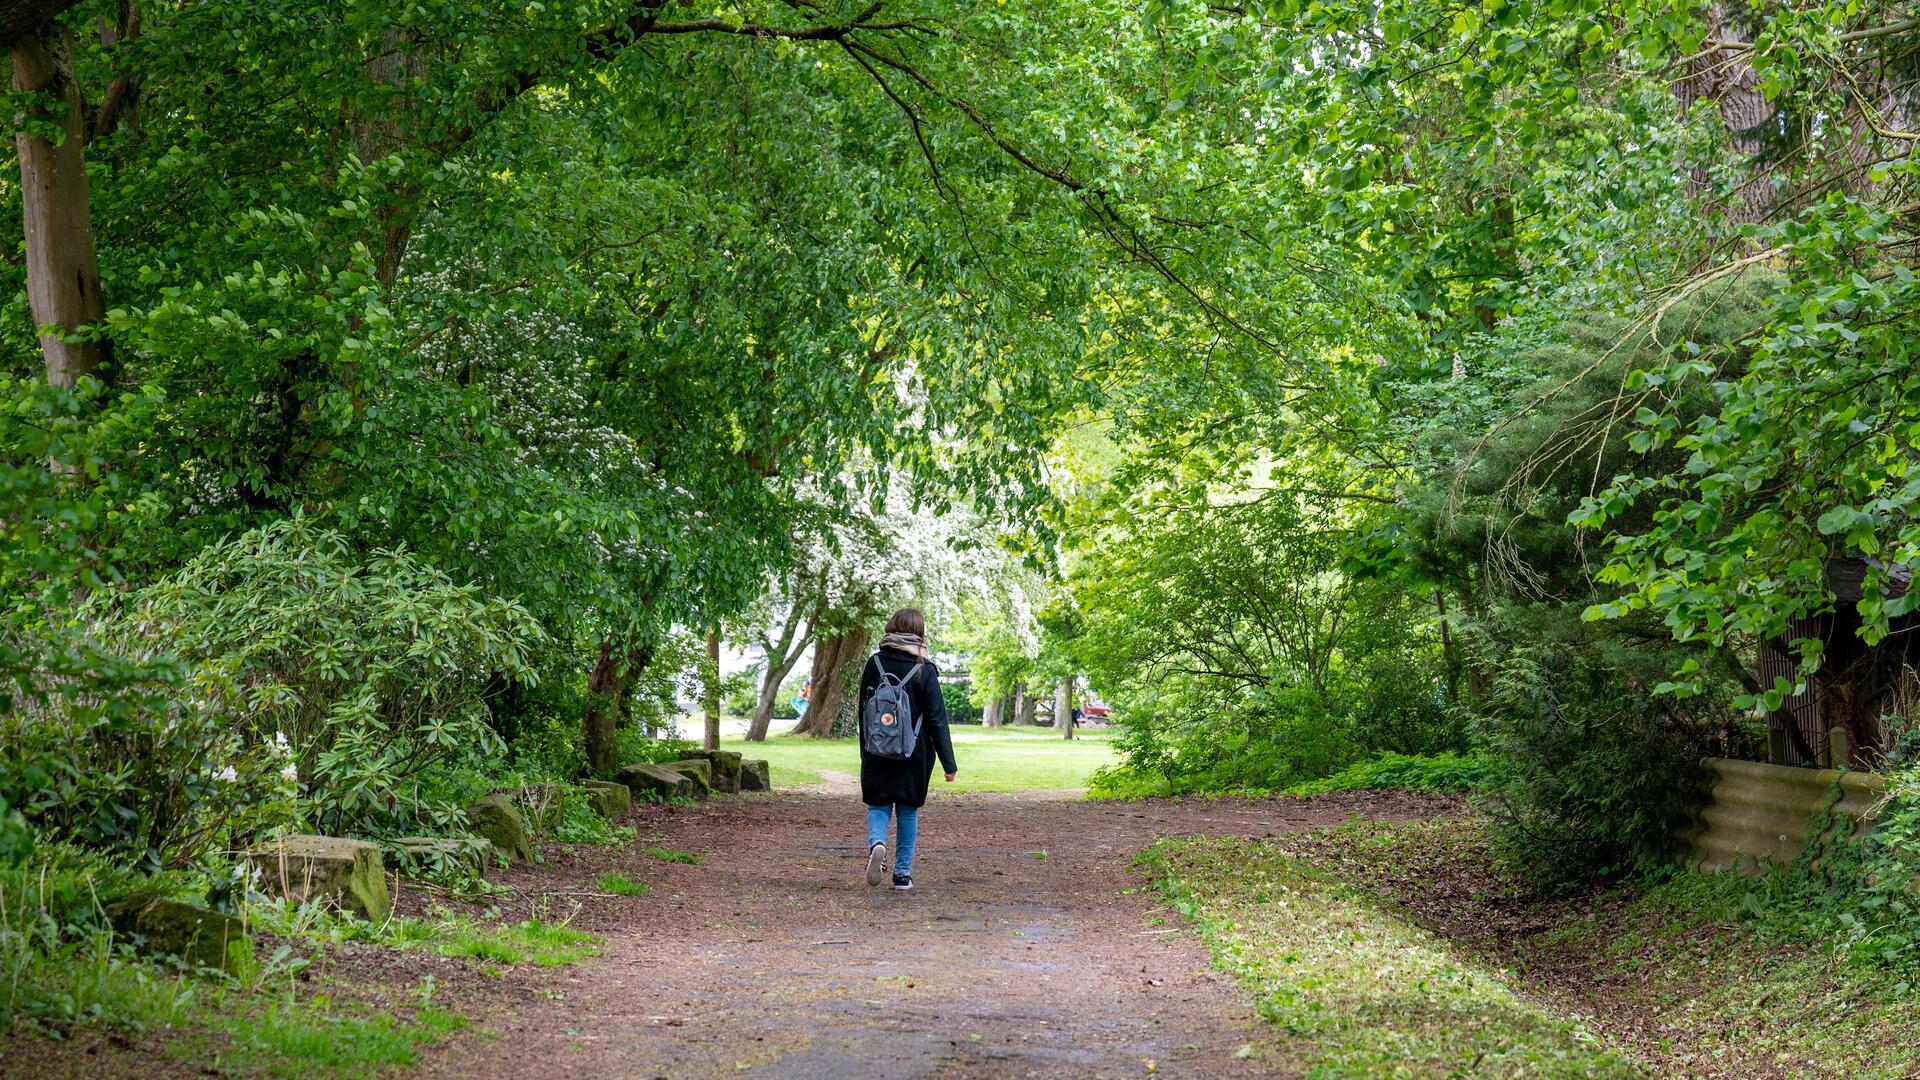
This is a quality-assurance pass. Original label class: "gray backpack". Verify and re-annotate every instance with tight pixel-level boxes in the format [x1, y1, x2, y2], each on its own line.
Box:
[861, 658, 925, 760]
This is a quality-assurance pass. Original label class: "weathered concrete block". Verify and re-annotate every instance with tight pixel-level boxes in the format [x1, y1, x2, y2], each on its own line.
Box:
[663, 759, 712, 797]
[618, 762, 693, 801]
[390, 836, 494, 877]
[106, 894, 246, 971]
[582, 779, 632, 818]
[739, 758, 772, 792]
[684, 750, 744, 793]
[505, 782, 566, 832]
[247, 835, 391, 922]
[467, 793, 537, 865]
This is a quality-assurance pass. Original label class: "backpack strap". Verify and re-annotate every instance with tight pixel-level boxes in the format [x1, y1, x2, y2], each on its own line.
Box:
[906, 660, 926, 735]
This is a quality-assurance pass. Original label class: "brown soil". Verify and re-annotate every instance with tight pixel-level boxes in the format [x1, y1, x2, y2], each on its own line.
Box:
[1, 785, 1455, 1080]
[413, 784, 1456, 1080]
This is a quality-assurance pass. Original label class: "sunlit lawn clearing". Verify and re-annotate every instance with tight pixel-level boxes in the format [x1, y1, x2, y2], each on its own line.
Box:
[719, 723, 1116, 792]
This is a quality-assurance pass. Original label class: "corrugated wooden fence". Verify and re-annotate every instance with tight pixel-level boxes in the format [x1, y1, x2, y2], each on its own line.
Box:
[1679, 757, 1888, 874]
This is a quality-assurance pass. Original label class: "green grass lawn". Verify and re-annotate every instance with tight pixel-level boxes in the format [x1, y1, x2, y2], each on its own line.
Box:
[720, 723, 1116, 792]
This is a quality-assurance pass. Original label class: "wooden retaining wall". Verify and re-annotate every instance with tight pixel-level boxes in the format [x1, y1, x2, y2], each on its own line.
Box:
[1680, 757, 1888, 874]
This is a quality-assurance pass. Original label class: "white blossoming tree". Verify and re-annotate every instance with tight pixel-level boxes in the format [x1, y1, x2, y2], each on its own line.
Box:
[734, 477, 1015, 739]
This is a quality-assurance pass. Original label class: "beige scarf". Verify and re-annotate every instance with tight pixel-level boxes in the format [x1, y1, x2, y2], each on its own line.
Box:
[877, 631, 929, 659]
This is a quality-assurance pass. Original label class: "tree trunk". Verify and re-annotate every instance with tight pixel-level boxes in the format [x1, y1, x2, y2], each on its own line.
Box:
[981, 696, 1004, 728]
[1674, 4, 1780, 224]
[747, 607, 813, 742]
[91, 1, 139, 141]
[583, 637, 630, 778]
[703, 628, 721, 752]
[14, 23, 109, 387]
[1013, 684, 1036, 726]
[791, 626, 867, 737]
[354, 29, 426, 285]
[1434, 589, 1458, 703]
[1054, 677, 1074, 740]
[748, 639, 808, 741]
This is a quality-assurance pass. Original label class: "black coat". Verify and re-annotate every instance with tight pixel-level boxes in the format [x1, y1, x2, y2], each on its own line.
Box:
[857, 647, 957, 808]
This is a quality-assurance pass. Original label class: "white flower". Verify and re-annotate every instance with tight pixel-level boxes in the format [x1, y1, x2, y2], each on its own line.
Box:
[280, 762, 299, 782]
[214, 765, 238, 783]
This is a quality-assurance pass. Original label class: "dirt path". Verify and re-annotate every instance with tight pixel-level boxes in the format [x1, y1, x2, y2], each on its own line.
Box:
[421, 784, 1457, 1080]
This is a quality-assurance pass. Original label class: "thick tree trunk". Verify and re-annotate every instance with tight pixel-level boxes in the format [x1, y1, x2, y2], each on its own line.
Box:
[791, 627, 867, 737]
[981, 696, 1004, 728]
[703, 628, 721, 752]
[1674, 5, 1780, 224]
[1054, 677, 1074, 740]
[14, 24, 109, 387]
[1013, 684, 1036, 726]
[583, 637, 630, 778]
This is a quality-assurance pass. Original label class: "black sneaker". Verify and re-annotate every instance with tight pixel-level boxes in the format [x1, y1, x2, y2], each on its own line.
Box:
[866, 842, 887, 887]
[891, 873, 913, 891]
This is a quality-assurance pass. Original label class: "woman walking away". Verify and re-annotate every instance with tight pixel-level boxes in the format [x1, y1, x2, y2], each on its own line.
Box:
[859, 608, 957, 892]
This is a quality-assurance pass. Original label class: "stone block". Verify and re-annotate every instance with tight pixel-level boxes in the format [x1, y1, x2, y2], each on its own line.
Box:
[582, 779, 632, 818]
[247, 834, 391, 922]
[467, 793, 537, 865]
[685, 750, 744, 793]
[663, 759, 712, 797]
[739, 758, 772, 792]
[106, 894, 247, 971]
[618, 762, 693, 801]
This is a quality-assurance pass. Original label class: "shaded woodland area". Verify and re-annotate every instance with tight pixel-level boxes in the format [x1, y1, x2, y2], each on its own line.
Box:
[3, 0, 1920, 1075]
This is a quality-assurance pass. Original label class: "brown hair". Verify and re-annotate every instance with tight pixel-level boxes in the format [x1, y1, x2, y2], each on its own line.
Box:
[885, 607, 926, 637]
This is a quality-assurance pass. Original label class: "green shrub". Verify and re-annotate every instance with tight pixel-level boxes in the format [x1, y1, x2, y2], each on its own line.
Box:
[1287, 752, 1492, 795]
[1467, 610, 1731, 889]
[1089, 685, 1364, 797]
[721, 670, 758, 718]
[0, 656, 293, 871]
[485, 674, 589, 776]
[616, 732, 697, 766]
[941, 679, 982, 725]
[551, 785, 635, 847]
[118, 517, 547, 839]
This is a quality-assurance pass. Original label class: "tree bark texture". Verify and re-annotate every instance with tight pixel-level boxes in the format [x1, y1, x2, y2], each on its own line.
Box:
[354, 30, 427, 284]
[14, 23, 109, 387]
[981, 696, 1004, 728]
[1013, 684, 1036, 726]
[583, 637, 630, 778]
[1673, 4, 1781, 224]
[791, 626, 868, 737]
[703, 628, 721, 752]
[1053, 677, 1074, 740]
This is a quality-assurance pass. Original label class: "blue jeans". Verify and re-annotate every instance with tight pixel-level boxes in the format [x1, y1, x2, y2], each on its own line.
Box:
[866, 803, 919, 876]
